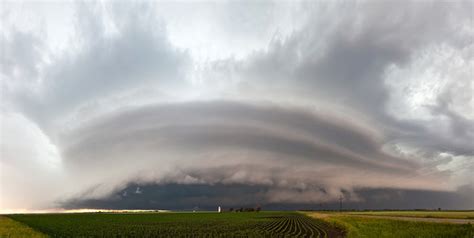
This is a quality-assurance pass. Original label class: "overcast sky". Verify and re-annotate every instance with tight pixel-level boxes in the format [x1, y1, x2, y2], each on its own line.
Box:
[1, 0, 473, 212]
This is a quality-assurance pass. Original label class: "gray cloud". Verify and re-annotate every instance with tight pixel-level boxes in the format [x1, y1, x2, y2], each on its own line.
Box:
[56, 101, 447, 205]
[10, 1, 191, 131]
[62, 101, 412, 171]
[201, 1, 473, 159]
[0, 30, 43, 82]
[63, 183, 474, 211]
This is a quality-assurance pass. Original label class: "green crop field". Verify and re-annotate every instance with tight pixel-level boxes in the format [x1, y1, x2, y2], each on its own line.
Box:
[306, 212, 474, 238]
[343, 210, 474, 219]
[5, 211, 474, 237]
[7, 212, 343, 237]
[260, 214, 344, 237]
[0, 216, 47, 238]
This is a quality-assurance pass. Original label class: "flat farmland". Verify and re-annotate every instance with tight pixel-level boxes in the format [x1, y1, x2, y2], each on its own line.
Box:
[6, 212, 343, 238]
[343, 211, 474, 219]
[306, 211, 474, 238]
[0, 216, 47, 238]
[5, 211, 474, 237]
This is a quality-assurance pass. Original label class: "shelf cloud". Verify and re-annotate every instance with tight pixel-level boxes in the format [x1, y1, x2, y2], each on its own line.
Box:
[58, 101, 443, 203]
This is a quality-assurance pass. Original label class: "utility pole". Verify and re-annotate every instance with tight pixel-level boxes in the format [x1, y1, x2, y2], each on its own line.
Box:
[339, 195, 343, 212]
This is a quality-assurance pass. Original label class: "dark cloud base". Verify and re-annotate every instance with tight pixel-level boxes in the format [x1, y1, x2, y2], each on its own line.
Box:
[62, 183, 474, 211]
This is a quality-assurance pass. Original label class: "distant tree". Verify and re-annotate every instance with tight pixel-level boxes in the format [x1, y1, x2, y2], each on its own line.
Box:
[229, 208, 234, 212]
[255, 206, 261, 212]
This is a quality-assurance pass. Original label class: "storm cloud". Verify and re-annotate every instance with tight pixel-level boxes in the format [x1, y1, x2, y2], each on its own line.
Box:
[1, 0, 472, 211]
[55, 101, 447, 204]
[64, 183, 474, 211]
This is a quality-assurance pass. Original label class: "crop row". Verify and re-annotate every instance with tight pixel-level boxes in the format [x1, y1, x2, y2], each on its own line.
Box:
[258, 214, 330, 238]
[8, 212, 336, 237]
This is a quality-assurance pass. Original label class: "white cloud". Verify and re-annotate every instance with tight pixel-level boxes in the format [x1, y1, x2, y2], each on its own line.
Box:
[0, 112, 62, 210]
